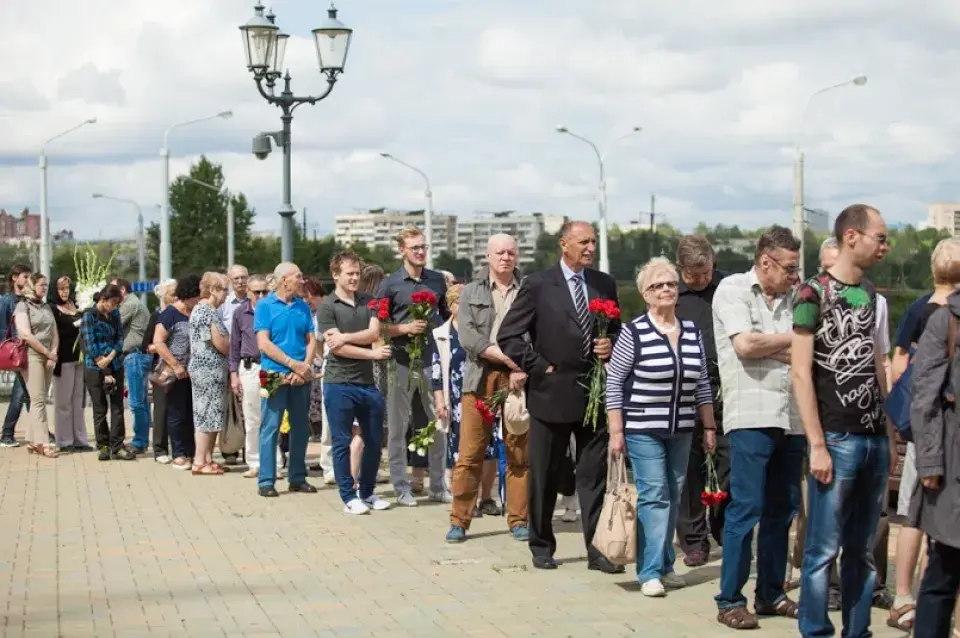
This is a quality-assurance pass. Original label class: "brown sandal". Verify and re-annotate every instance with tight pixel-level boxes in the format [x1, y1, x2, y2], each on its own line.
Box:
[192, 463, 223, 476]
[886, 603, 915, 631]
[40, 446, 59, 458]
[717, 606, 760, 630]
[756, 597, 799, 619]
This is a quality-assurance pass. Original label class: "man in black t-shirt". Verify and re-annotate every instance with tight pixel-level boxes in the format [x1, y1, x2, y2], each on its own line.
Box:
[792, 204, 896, 638]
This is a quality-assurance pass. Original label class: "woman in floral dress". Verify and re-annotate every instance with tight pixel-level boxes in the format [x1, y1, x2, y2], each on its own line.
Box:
[188, 272, 230, 475]
[431, 285, 501, 514]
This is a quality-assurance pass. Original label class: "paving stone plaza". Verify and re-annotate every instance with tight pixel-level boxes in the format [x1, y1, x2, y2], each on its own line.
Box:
[0, 403, 910, 637]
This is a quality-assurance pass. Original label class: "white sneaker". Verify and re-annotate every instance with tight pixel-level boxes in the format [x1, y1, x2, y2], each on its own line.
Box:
[278, 468, 287, 479]
[343, 498, 370, 515]
[243, 467, 258, 478]
[641, 579, 666, 597]
[396, 491, 418, 507]
[429, 490, 453, 504]
[155, 454, 172, 465]
[562, 508, 579, 523]
[661, 573, 686, 589]
[362, 495, 392, 511]
[324, 472, 336, 485]
[376, 469, 389, 484]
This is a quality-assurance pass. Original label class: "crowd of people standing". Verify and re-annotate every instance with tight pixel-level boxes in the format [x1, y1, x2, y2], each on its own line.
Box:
[0, 206, 958, 637]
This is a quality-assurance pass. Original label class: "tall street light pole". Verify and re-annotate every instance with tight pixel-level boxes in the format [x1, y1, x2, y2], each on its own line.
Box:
[92, 193, 147, 301]
[379, 153, 434, 269]
[240, 2, 353, 263]
[794, 74, 867, 278]
[40, 117, 97, 280]
[555, 125, 643, 274]
[184, 176, 235, 267]
[160, 111, 232, 282]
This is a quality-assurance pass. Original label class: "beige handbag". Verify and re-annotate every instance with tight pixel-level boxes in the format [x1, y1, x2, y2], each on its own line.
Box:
[219, 394, 246, 456]
[503, 390, 529, 435]
[591, 453, 637, 566]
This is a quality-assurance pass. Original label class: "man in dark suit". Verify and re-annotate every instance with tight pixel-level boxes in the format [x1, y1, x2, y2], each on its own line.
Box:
[497, 221, 622, 572]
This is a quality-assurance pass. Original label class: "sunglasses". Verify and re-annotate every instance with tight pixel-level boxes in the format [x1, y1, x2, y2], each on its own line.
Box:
[250, 289, 268, 297]
[646, 281, 678, 292]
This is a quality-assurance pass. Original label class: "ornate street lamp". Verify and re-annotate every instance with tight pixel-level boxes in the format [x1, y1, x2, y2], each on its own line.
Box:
[240, 2, 353, 262]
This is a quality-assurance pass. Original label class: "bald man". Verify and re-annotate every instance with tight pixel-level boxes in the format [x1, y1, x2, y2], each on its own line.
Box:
[446, 234, 529, 543]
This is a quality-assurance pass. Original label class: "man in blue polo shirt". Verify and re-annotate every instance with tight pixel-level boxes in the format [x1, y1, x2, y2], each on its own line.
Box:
[254, 262, 319, 498]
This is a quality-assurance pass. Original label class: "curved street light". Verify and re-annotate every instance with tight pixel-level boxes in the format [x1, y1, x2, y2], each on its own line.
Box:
[555, 125, 643, 274]
[379, 152, 434, 269]
[240, 1, 353, 262]
[92, 193, 146, 300]
[159, 110, 232, 281]
[793, 74, 867, 277]
[40, 117, 97, 280]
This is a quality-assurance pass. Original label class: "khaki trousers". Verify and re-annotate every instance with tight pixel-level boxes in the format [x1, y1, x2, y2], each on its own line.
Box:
[21, 356, 52, 446]
[450, 370, 529, 530]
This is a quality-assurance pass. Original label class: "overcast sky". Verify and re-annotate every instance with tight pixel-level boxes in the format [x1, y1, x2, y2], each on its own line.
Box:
[2, 0, 959, 240]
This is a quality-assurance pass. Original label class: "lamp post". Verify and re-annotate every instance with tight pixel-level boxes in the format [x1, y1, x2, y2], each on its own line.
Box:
[793, 74, 867, 278]
[40, 118, 97, 280]
[240, 1, 353, 262]
[92, 193, 147, 301]
[379, 153, 434, 269]
[555, 125, 643, 274]
[184, 176, 235, 267]
[159, 111, 232, 282]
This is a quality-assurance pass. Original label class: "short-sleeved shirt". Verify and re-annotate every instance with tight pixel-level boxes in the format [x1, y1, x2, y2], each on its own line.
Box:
[316, 291, 375, 385]
[894, 293, 934, 350]
[15, 300, 56, 362]
[253, 293, 314, 374]
[375, 267, 449, 367]
[793, 272, 885, 435]
[712, 269, 800, 434]
[158, 305, 192, 367]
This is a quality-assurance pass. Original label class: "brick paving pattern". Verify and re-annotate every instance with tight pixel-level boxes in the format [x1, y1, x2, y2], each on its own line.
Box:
[0, 403, 909, 637]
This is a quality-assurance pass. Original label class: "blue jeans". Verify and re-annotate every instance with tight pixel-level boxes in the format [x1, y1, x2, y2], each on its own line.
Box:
[125, 352, 152, 449]
[2, 373, 28, 440]
[716, 429, 805, 610]
[258, 384, 310, 489]
[322, 383, 384, 503]
[626, 431, 692, 584]
[798, 432, 889, 638]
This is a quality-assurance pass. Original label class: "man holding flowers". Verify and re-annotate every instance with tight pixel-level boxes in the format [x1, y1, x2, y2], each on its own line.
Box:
[376, 227, 450, 507]
[316, 251, 393, 515]
[254, 262, 318, 498]
[711, 226, 804, 630]
[445, 234, 529, 544]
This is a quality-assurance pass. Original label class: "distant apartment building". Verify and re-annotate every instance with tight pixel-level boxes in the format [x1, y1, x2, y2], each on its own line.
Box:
[928, 202, 960, 237]
[333, 209, 567, 272]
[805, 208, 831, 233]
[456, 211, 566, 271]
[0, 208, 41, 243]
[334, 208, 457, 255]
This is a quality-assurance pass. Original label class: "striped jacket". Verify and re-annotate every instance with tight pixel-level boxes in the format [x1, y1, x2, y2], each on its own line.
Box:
[605, 314, 712, 434]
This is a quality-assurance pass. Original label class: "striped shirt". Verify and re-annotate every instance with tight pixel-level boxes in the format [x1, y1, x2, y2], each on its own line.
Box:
[606, 314, 712, 433]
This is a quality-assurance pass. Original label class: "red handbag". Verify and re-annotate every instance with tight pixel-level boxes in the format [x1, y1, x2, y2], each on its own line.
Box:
[0, 321, 27, 371]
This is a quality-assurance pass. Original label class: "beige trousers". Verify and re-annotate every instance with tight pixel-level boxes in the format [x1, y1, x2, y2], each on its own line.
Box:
[53, 361, 88, 446]
[21, 355, 52, 445]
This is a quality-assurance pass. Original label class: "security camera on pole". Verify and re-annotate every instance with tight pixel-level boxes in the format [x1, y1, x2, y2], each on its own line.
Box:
[240, 1, 353, 262]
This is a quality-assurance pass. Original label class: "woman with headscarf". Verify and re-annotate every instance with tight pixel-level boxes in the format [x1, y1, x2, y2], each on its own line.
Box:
[15, 273, 59, 457]
[48, 275, 89, 451]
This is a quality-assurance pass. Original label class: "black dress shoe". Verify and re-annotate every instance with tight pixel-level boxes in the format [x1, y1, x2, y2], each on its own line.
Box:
[532, 556, 558, 570]
[588, 556, 626, 574]
[259, 486, 279, 498]
[288, 482, 318, 493]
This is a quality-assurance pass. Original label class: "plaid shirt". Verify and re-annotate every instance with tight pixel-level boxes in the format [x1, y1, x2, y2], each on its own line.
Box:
[80, 307, 123, 372]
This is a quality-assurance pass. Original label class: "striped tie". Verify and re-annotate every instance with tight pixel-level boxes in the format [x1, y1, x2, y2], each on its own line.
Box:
[572, 274, 592, 358]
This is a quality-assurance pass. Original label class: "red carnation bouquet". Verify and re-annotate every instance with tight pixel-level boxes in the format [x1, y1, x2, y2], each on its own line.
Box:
[367, 297, 396, 386]
[701, 453, 728, 507]
[258, 369, 284, 399]
[406, 290, 437, 390]
[474, 387, 510, 426]
[583, 298, 621, 431]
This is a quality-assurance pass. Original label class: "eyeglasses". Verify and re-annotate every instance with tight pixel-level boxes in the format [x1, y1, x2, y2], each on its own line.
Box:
[855, 230, 890, 246]
[407, 244, 429, 253]
[250, 289, 268, 297]
[766, 254, 801, 275]
[646, 281, 678, 292]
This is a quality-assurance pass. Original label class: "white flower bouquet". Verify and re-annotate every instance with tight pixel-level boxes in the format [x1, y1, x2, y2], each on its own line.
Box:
[74, 244, 117, 311]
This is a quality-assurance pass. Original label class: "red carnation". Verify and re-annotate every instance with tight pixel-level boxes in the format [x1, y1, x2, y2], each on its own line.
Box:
[700, 491, 714, 507]
[259, 369, 268, 388]
[474, 398, 495, 426]
[715, 490, 728, 504]
[378, 308, 390, 321]
[367, 299, 379, 311]
[588, 298, 605, 314]
[603, 300, 621, 320]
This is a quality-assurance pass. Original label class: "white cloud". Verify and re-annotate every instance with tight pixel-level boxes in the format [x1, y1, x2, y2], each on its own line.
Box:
[1, 0, 958, 248]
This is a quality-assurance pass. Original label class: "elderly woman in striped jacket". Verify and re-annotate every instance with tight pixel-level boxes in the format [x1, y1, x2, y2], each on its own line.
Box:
[607, 256, 717, 598]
